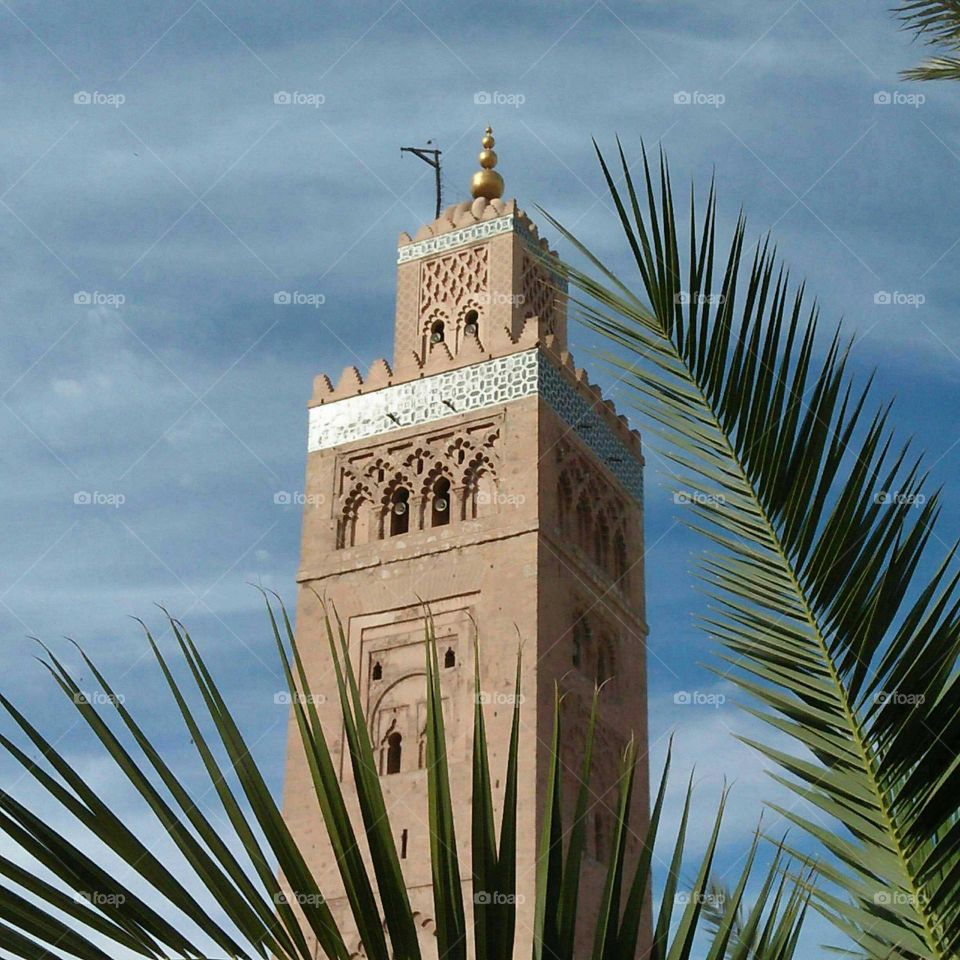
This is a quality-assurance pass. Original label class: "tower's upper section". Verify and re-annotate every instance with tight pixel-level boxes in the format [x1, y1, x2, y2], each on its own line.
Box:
[391, 127, 568, 380]
[309, 128, 570, 408]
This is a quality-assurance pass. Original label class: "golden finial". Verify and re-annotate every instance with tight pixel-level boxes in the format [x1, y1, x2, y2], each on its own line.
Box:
[470, 125, 504, 200]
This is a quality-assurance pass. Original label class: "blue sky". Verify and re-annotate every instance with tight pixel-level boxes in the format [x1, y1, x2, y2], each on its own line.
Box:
[1, 0, 959, 956]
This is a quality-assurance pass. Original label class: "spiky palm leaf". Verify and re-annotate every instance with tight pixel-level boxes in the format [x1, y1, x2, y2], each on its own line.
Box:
[542, 143, 960, 959]
[0, 599, 810, 959]
[896, 1, 960, 81]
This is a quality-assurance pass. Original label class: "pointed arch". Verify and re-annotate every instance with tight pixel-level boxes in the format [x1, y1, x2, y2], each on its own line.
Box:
[379, 474, 415, 538]
[462, 453, 498, 519]
[339, 483, 373, 548]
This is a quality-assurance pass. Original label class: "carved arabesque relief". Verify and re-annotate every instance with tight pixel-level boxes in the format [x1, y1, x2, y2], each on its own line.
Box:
[419, 246, 489, 357]
[520, 250, 556, 332]
[335, 423, 501, 548]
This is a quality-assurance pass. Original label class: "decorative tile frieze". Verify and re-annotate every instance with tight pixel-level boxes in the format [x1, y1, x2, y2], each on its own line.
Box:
[397, 216, 515, 263]
[307, 349, 642, 502]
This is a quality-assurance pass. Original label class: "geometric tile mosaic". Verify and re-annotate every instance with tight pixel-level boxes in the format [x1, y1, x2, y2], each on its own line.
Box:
[307, 348, 643, 502]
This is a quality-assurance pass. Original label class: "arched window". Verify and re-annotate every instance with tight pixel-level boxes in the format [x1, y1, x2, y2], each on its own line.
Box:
[385, 731, 402, 775]
[463, 463, 495, 520]
[418, 724, 427, 769]
[371, 661, 383, 681]
[444, 647, 456, 669]
[338, 492, 368, 549]
[430, 320, 445, 344]
[389, 488, 410, 537]
[462, 309, 479, 337]
[431, 477, 451, 527]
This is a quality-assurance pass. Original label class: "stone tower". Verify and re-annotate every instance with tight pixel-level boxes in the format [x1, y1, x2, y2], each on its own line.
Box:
[281, 129, 650, 959]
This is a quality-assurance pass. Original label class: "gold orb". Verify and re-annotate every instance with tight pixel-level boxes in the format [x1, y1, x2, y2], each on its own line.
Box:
[481, 132, 495, 149]
[478, 148, 497, 169]
[470, 168, 504, 200]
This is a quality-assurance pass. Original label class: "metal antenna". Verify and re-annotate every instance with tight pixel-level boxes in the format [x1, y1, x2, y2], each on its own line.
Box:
[401, 141, 442, 218]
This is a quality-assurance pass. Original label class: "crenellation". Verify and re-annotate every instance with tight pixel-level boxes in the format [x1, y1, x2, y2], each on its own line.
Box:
[335, 365, 364, 394]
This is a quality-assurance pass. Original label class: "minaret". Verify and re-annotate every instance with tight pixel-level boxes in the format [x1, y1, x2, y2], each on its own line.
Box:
[282, 129, 650, 959]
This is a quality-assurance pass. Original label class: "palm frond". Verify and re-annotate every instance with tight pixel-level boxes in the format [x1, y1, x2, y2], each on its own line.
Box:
[0, 599, 812, 959]
[895, 1, 960, 80]
[542, 141, 960, 959]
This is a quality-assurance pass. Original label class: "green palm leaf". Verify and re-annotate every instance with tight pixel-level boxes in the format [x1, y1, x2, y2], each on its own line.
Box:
[0, 599, 811, 959]
[895, 1, 960, 81]
[542, 141, 960, 958]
